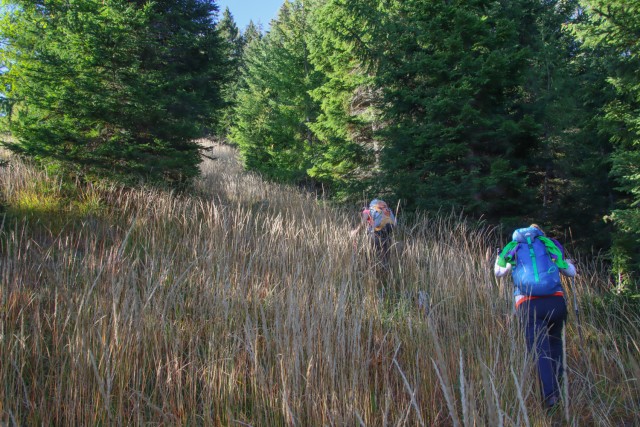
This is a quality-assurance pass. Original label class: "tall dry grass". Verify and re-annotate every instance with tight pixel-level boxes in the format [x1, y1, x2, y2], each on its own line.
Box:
[1, 142, 638, 426]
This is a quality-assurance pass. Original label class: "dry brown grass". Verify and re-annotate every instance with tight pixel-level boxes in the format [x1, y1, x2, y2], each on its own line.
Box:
[0, 142, 638, 426]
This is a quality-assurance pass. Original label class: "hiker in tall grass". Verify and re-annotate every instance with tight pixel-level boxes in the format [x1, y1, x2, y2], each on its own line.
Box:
[350, 199, 397, 270]
[494, 224, 576, 411]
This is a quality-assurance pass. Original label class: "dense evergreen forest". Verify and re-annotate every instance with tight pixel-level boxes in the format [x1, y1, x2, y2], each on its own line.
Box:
[1, 0, 639, 292]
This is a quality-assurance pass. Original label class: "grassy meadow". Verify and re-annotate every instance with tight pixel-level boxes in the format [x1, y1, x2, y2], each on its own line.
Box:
[1, 142, 638, 426]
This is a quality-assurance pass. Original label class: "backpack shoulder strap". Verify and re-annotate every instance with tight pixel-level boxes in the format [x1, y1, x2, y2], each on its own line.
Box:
[526, 236, 540, 282]
[538, 236, 569, 269]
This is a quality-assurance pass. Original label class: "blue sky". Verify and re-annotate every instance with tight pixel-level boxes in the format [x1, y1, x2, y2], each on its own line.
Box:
[216, 0, 285, 32]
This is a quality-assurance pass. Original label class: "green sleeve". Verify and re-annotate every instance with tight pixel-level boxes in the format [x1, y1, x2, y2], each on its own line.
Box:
[538, 236, 569, 269]
[497, 241, 519, 267]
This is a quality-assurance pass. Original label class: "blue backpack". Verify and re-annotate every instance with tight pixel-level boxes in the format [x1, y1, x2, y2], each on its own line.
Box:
[511, 227, 561, 296]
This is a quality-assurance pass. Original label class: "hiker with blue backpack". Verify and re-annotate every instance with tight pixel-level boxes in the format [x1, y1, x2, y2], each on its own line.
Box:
[350, 199, 397, 268]
[494, 224, 576, 411]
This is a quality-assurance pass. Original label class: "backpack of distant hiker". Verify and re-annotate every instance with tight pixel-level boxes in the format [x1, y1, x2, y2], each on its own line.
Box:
[510, 227, 561, 296]
[368, 199, 396, 232]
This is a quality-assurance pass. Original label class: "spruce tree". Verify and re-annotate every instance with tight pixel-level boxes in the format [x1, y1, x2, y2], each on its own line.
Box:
[369, 0, 541, 217]
[306, 0, 380, 199]
[531, 1, 616, 249]
[573, 0, 640, 281]
[502, 0, 615, 241]
[216, 7, 243, 139]
[0, 0, 226, 185]
[231, 0, 322, 184]
[242, 20, 263, 48]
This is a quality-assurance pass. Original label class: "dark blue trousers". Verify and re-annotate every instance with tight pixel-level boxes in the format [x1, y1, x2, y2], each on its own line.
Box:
[518, 296, 567, 405]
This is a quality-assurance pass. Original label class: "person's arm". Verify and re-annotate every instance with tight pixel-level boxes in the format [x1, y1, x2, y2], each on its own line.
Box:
[494, 256, 512, 277]
[550, 237, 576, 277]
[560, 259, 576, 277]
[349, 223, 363, 238]
[495, 244, 518, 277]
[349, 209, 369, 238]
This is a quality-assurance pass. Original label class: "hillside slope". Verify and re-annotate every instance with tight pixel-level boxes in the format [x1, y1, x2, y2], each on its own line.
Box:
[1, 143, 637, 426]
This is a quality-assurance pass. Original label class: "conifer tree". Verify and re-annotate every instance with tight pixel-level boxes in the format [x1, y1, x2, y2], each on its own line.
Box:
[242, 20, 263, 48]
[368, 0, 542, 216]
[324, 0, 593, 227]
[216, 7, 243, 139]
[573, 0, 640, 280]
[528, 0, 616, 248]
[500, 0, 615, 239]
[306, 0, 380, 199]
[0, 0, 226, 185]
[231, 0, 322, 184]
